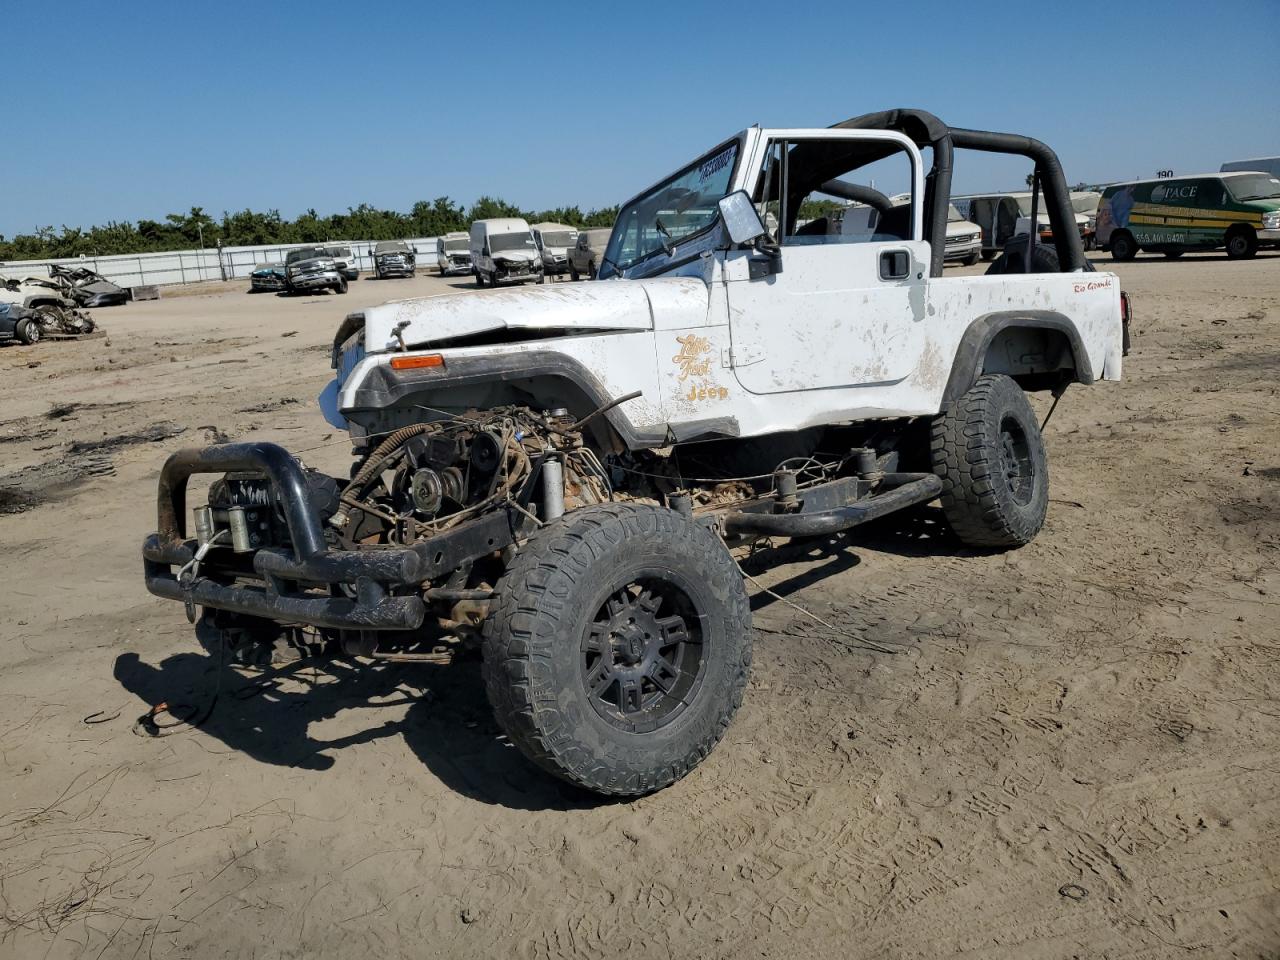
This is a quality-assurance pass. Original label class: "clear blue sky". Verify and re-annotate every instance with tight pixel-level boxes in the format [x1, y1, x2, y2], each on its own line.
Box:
[3, 0, 1277, 237]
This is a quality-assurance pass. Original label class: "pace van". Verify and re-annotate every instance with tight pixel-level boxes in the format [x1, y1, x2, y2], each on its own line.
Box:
[1097, 172, 1280, 260]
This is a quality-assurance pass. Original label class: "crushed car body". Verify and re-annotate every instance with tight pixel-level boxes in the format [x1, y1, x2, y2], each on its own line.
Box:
[1, 276, 100, 344]
[249, 262, 287, 292]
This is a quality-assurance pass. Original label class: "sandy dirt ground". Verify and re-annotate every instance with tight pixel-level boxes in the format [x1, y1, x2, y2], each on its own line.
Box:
[0, 255, 1277, 959]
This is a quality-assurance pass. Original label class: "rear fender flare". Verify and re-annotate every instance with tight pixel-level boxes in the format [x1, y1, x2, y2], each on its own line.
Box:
[942, 310, 1092, 406]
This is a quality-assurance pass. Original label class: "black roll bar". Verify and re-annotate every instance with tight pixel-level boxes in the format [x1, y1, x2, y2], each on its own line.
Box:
[837, 109, 1085, 276]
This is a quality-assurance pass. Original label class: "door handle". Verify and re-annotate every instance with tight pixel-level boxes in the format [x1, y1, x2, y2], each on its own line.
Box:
[879, 249, 910, 281]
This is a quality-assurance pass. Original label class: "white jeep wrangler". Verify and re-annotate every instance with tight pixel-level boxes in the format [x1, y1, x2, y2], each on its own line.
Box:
[143, 109, 1129, 796]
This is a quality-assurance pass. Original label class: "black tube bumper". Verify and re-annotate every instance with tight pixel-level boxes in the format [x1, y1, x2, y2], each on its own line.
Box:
[142, 441, 528, 631]
[722, 473, 942, 538]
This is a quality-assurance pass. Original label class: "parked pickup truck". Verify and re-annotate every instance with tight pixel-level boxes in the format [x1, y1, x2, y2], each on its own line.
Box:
[283, 247, 348, 295]
[373, 241, 415, 279]
[142, 108, 1128, 798]
[324, 245, 359, 281]
[566, 227, 612, 280]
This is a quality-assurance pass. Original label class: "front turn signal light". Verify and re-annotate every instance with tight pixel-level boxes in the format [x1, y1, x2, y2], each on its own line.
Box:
[390, 354, 445, 371]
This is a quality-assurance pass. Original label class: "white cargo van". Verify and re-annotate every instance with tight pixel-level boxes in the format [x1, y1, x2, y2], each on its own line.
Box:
[436, 232, 472, 276]
[530, 222, 579, 279]
[469, 218, 542, 287]
[1222, 157, 1280, 179]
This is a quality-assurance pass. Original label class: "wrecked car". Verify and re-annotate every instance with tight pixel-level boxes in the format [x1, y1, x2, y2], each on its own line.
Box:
[1, 276, 99, 344]
[249, 262, 287, 292]
[284, 247, 348, 295]
[25, 264, 129, 308]
[436, 232, 472, 276]
[469, 218, 543, 286]
[143, 108, 1128, 797]
[373, 240, 415, 279]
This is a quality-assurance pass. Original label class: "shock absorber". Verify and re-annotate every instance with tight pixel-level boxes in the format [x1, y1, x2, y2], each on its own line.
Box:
[542, 455, 565, 521]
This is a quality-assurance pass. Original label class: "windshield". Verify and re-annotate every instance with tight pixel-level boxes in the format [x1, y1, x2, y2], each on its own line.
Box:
[286, 248, 324, 264]
[375, 241, 407, 254]
[1070, 193, 1100, 215]
[1226, 174, 1280, 202]
[603, 138, 740, 275]
[325, 247, 351, 259]
[444, 238, 468, 252]
[490, 231, 536, 254]
[539, 230, 575, 248]
[947, 204, 964, 222]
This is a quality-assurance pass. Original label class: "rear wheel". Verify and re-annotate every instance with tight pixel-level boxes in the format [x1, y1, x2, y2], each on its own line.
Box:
[984, 236, 1080, 275]
[931, 373, 1049, 548]
[16, 318, 41, 345]
[475, 270, 486, 287]
[1225, 226, 1258, 260]
[1109, 230, 1138, 261]
[569, 264, 580, 281]
[482, 503, 752, 796]
[587, 260, 597, 280]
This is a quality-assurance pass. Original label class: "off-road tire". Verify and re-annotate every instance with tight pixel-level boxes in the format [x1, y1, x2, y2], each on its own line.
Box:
[482, 502, 753, 796]
[16, 318, 41, 345]
[985, 236, 1078, 275]
[1225, 226, 1258, 260]
[1109, 230, 1138, 261]
[930, 373, 1049, 548]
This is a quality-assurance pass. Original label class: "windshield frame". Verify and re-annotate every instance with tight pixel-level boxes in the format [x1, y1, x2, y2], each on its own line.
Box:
[442, 238, 468, 252]
[601, 134, 743, 278]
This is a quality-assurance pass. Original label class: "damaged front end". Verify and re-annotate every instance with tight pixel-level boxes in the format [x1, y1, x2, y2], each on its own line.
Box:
[141, 407, 612, 657]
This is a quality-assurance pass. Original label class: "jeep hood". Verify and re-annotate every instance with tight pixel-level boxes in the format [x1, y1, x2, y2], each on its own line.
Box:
[357, 278, 708, 353]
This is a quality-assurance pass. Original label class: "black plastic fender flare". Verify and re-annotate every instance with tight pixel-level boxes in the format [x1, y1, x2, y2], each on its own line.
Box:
[941, 310, 1093, 406]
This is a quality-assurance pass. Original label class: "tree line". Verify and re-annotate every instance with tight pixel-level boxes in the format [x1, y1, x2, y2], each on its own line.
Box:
[0, 197, 621, 262]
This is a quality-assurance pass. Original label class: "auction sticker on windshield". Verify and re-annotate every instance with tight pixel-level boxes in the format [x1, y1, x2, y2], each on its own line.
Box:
[699, 144, 737, 182]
